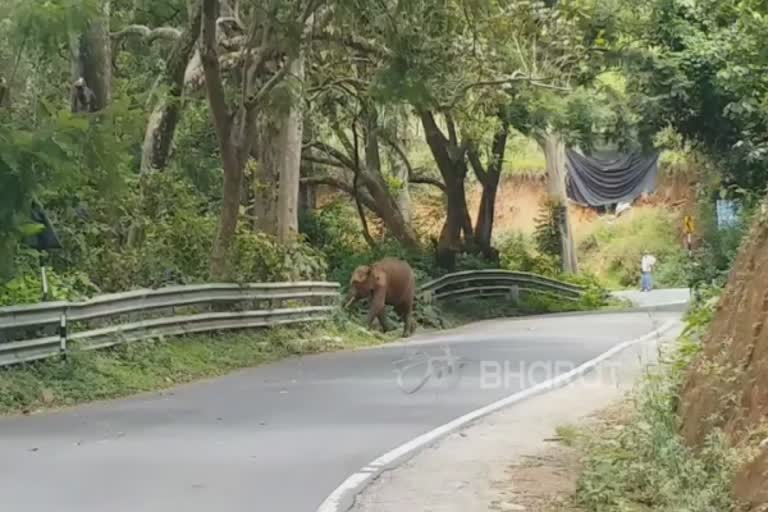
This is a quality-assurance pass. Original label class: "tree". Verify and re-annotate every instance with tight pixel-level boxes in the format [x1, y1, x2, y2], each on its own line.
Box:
[72, 0, 112, 109]
[301, 36, 423, 250]
[419, 110, 474, 267]
[199, 0, 326, 278]
[619, 0, 768, 193]
[468, 117, 510, 261]
[111, 2, 202, 173]
[276, 54, 307, 244]
[481, 0, 617, 273]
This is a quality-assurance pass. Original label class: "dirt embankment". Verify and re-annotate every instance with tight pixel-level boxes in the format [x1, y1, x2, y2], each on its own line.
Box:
[415, 171, 697, 238]
[314, 170, 698, 241]
[679, 213, 768, 510]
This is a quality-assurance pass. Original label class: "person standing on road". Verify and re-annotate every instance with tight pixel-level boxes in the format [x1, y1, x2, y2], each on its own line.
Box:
[640, 251, 657, 292]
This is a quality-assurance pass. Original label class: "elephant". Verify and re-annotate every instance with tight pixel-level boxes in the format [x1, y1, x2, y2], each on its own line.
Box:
[345, 257, 417, 337]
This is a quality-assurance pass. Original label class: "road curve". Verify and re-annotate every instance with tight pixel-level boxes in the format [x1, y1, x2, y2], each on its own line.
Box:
[0, 308, 681, 512]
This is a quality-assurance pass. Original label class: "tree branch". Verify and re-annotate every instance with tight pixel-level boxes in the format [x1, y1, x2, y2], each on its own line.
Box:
[201, 0, 233, 153]
[300, 176, 379, 212]
[307, 141, 358, 171]
[312, 32, 391, 58]
[302, 154, 347, 169]
[467, 145, 488, 185]
[111, 25, 182, 44]
[409, 174, 447, 192]
[244, 59, 293, 110]
[380, 130, 446, 193]
[445, 113, 458, 147]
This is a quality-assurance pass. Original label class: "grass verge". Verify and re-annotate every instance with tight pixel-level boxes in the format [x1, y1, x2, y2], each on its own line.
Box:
[568, 298, 746, 512]
[0, 315, 393, 416]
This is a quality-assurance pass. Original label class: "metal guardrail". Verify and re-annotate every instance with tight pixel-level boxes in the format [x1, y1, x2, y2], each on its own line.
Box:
[418, 269, 586, 304]
[0, 282, 340, 368]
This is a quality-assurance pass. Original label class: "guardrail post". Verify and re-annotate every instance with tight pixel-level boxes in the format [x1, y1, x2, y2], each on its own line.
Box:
[59, 312, 68, 359]
[507, 285, 520, 306]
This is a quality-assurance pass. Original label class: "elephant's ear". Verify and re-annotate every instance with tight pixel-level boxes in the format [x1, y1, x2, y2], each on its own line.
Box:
[351, 265, 370, 283]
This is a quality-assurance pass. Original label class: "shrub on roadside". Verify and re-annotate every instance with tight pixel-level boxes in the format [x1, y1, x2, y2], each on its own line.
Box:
[575, 284, 743, 512]
[578, 207, 688, 289]
[497, 232, 560, 277]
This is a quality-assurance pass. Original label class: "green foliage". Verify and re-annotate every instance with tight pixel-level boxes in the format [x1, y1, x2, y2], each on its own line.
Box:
[230, 229, 328, 283]
[533, 198, 563, 261]
[300, 200, 373, 284]
[576, 321, 741, 512]
[3, 0, 98, 56]
[0, 111, 93, 280]
[682, 282, 723, 341]
[577, 387, 741, 511]
[300, 199, 437, 286]
[578, 207, 689, 288]
[0, 260, 97, 307]
[170, 100, 222, 199]
[622, 0, 768, 191]
[496, 232, 560, 277]
[575, 280, 740, 512]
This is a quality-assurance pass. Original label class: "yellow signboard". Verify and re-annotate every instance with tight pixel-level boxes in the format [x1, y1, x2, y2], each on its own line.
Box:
[684, 215, 695, 234]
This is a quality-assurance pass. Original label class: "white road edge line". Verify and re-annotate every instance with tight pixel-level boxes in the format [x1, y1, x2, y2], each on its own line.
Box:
[316, 318, 681, 512]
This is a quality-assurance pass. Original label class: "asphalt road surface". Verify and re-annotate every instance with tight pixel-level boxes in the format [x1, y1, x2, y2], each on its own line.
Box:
[0, 307, 682, 512]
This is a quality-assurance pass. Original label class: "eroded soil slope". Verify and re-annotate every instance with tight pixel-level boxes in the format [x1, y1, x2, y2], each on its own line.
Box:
[679, 213, 768, 509]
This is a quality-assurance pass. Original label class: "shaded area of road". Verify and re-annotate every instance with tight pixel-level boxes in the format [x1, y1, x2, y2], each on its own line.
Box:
[0, 310, 680, 512]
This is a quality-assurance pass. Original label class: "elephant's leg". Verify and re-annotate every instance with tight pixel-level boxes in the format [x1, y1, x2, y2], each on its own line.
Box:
[368, 288, 388, 332]
[378, 311, 391, 333]
[395, 302, 415, 337]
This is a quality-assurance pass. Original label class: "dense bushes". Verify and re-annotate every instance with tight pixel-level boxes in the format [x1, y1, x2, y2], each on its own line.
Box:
[578, 207, 688, 289]
[300, 199, 435, 285]
[496, 232, 560, 277]
[2, 172, 329, 305]
[575, 283, 741, 512]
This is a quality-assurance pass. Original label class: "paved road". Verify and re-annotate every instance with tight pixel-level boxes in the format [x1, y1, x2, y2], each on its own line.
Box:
[0, 310, 681, 512]
[612, 287, 690, 309]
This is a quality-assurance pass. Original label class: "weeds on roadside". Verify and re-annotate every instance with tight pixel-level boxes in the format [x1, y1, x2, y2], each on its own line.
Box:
[574, 287, 745, 512]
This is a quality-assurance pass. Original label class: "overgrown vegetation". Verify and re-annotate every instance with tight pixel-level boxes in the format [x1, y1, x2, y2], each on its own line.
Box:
[572, 283, 747, 512]
[578, 207, 689, 289]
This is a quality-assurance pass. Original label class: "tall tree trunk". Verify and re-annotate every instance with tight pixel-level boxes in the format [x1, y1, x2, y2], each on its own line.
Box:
[75, 0, 112, 109]
[540, 132, 577, 273]
[211, 158, 243, 278]
[299, 181, 316, 214]
[201, 0, 320, 278]
[439, 170, 471, 269]
[299, 120, 317, 216]
[475, 182, 498, 257]
[419, 111, 472, 269]
[276, 55, 305, 244]
[201, 0, 252, 280]
[389, 115, 412, 224]
[253, 119, 279, 235]
[140, 4, 202, 173]
[471, 124, 509, 261]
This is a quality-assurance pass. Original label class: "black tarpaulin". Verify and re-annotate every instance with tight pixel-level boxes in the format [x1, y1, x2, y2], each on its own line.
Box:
[565, 148, 660, 207]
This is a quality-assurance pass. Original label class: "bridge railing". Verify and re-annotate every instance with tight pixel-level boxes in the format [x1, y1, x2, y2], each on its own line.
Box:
[418, 269, 586, 304]
[0, 282, 340, 368]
